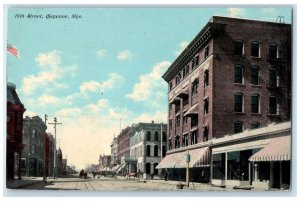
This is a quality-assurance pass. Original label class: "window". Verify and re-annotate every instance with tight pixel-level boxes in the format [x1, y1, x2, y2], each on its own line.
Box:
[204, 69, 209, 87]
[169, 81, 173, 91]
[204, 46, 209, 59]
[234, 93, 243, 112]
[31, 144, 36, 154]
[251, 122, 261, 129]
[162, 145, 166, 157]
[204, 98, 209, 115]
[234, 65, 244, 84]
[269, 96, 278, 114]
[251, 66, 259, 85]
[146, 145, 151, 156]
[175, 136, 180, 149]
[183, 66, 189, 78]
[251, 42, 260, 57]
[163, 132, 167, 142]
[176, 73, 181, 85]
[251, 94, 260, 114]
[213, 153, 225, 180]
[32, 129, 36, 138]
[183, 116, 188, 125]
[168, 140, 172, 150]
[182, 134, 188, 147]
[192, 79, 199, 95]
[175, 115, 180, 127]
[191, 115, 198, 128]
[146, 131, 151, 141]
[192, 55, 199, 69]
[234, 40, 244, 55]
[269, 44, 278, 59]
[269, 69, 279, 87]
[191, 130, 198, 145]
[154, 145, 158, 157]
[203, 126, 209, 142]
[234, 121, 244, 133]
[154, 131, 159, 141]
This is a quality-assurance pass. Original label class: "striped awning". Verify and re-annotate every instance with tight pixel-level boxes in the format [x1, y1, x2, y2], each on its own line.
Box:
[169, 97, 181, 104]
[184, 103, 199, 117]
[249, 135, 291, 162]
[175, 147, 210, 168]
[156, 152, 185, 169]
[156, 147, 210, 169]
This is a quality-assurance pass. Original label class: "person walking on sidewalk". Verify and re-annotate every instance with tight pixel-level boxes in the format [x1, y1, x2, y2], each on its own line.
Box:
[164, 169, 168, 181]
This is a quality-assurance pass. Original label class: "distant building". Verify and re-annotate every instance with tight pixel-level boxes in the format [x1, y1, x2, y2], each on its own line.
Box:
[159, 16, 291, 188]
[130, 122, 167, 178]
[46, 133, 55, 177]
[7, 82, 26, 180]
[56, 148, 63, 177]
[99, 154, 111, 171]
[22, 116, 46, 177]
[117, 127, 131, 162]
[110, 136, 118, 167]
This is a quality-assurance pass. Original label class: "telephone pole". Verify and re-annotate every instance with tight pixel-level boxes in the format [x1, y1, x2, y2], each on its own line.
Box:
[48, 117, 62, 178]
[43, 114, 48, 182]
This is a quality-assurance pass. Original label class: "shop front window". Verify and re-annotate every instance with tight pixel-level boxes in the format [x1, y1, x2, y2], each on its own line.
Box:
[213, 153, 225, 180]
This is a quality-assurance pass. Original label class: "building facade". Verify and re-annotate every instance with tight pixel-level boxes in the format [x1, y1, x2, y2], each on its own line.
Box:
[117, 127, 131, 162]
[130, 122, 167, 177]
[99, 154, 111, 170]
[22, 116, 46, 177]
[110, 137, 118, 166]
[7, 82, 26, 180]
[159, 16, 291, 186]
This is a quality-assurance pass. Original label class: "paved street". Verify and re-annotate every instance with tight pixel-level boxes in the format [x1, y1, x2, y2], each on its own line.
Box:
[20, 174, 231, 191]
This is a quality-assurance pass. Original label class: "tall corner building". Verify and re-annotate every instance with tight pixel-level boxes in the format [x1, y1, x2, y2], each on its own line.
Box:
[160, 16, 291, 186]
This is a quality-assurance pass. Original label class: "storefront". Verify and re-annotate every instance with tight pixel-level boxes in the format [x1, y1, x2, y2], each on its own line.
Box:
[156, 146, 211, 182]
[211, 122, 291, 190]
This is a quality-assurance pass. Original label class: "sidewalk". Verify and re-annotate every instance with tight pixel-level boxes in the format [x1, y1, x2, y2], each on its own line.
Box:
[6, 177, 46, 189]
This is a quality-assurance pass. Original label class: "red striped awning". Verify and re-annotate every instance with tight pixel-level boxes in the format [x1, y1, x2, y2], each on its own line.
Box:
[156, 151, 185, 169]
[156, 147, 210, 169]
[175, 147, 210, 168]
[249, 135, 291, 162]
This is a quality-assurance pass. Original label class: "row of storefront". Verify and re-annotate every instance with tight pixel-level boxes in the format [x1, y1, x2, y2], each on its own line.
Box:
[157, 121, 291, 190]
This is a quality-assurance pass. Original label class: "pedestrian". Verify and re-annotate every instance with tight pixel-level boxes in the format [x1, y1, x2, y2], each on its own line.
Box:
[164, 169, 168, 181]
[201, 169, 205, 183]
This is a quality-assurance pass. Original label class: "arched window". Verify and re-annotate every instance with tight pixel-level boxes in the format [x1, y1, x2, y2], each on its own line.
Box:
[269, 43, 278, 59]
[146, 131, 151, 141]
[191, 130, 198, 145]
[251, 94, 260, 114]
[234, 93, 244, 112]
[204, 69, 209, 87]
[203, 126, 209, 142]
[145, 163, 151, 174]
[146, 145, 151, 156]
[204, 97, 209, 115]
[154, 145, 158, 157]
[154, 131, 159, 141]
[251, 41, 260, 57]
[234, 121, 244, 133]
[32, 128, 36, 138]
[176, 72, 181, 85]
[192, 78, 199, 95]
[31, 144, 36, 154]
[251, 66, 259, 85]
[234, 64, 244, 84]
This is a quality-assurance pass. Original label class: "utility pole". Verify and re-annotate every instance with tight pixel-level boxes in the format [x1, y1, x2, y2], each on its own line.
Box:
[48, 117, 62, 179]
[43, 114, 48, 182]
[160, 122, 163, 161]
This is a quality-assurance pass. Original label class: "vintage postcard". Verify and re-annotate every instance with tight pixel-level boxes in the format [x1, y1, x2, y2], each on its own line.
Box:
[5, 6, 292, 193]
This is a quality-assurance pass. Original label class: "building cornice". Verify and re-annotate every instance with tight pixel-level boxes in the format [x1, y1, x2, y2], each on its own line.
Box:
[162, 22, 226, 82]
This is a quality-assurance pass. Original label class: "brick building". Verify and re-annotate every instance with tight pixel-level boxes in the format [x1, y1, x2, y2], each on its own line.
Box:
[159, 16, 291, 186]
[6, 82, 26, 180]
[117, 127, 131, 162]
[99, 154, 111, 170]
[110, 136, 118, 166]
[22, 116, 47, 177]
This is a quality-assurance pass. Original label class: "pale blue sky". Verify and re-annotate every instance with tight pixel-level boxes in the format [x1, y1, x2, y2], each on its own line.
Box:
[6, 7, 292, 168]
